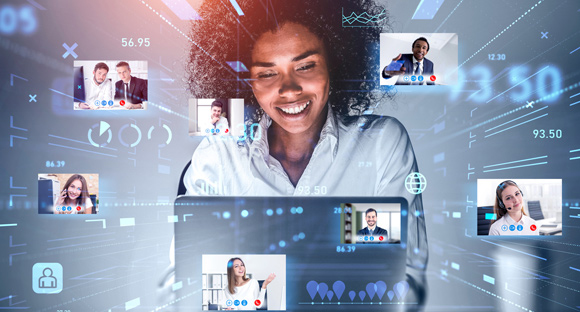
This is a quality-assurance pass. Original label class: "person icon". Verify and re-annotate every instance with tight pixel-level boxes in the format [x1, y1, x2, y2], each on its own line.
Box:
[39, 268, 57, 288]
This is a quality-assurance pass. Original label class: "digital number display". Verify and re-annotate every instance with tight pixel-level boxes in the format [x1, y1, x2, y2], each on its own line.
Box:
[121, 38, 150, 47]
[533, 129, 562, 139]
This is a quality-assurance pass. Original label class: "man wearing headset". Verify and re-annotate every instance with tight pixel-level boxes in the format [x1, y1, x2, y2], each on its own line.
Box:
[488, 180, 539, 236]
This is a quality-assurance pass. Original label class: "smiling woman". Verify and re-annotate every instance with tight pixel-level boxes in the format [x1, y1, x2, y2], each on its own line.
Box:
[184, 0, 428, 273]
[55, 174, 93, 214]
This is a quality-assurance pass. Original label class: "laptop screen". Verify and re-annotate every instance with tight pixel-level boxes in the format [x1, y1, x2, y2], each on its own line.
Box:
[174, 196, 410, 311]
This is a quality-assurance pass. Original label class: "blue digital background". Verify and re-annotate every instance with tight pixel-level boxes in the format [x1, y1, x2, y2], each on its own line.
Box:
[1, 0, 580, 311]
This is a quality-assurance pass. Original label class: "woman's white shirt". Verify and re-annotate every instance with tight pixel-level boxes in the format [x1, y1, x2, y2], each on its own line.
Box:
[223, 279, 266, 310]
[185, 106, 428, 270]
[489, 214, 539, 235]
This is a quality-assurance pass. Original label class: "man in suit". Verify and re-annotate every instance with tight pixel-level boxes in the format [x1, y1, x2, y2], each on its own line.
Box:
[114, 61, 148, 109]
[357, 208, 388, 244]
[382, 37, 435, 85]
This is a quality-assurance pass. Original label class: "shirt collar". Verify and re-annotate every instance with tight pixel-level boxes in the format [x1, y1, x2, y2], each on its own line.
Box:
[505, 213, 526, 225]
[412, 56, 423, 65]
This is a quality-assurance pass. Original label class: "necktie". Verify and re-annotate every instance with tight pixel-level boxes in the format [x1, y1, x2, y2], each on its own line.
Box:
[413, 62, 421, 85]
[124, 83, 128, 102]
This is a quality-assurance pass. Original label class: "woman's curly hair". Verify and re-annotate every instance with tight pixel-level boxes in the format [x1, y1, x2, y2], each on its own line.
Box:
[186, 0, 393, 124]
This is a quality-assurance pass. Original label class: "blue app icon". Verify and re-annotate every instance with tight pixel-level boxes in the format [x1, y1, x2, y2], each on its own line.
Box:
[101, 100, 107, 106]
[205, 129, 210, 133]
[517, 225, 523, 231]
[32, 263, 63, 294]
[216, 129, 220, 133]
[509, 225, 516, 231]
[95, 100, 100, 106]
[108, 100, 114, 106]
[226, 300, 233, 306]
[68, 206, 72, 211]
[369, 236, 374, 241]
[411, 75, 417, 81]
[403, 75, 410, 82]
[364, 236, 368, 241]
[501, 225, 508, 231]
[242, 300, 247, 306]
[418, 75, 424, 81]
[211, 129, 215, 133]
[234, 300, 240, 306]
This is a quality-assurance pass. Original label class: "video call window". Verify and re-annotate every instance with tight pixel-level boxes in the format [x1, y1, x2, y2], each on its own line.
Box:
[38, 173, 99, 214]
[189, 98, 244, 137]
[477, 179, 562, 236]
[201, 254, 286, 311]
[340, 203, 402, 244]
[73, 60, 148, 110]
[380, 33, 458, 86]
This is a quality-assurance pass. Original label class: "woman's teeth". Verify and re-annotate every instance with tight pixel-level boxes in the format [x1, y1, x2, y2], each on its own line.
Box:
[280, 101, 310, 114]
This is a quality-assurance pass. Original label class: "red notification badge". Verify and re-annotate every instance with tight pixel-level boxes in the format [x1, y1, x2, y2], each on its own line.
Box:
[76, 206, 81, 211]
[225, 129, 229, 133]
[379, 236, 384, 241]
[530, 224, 537, 231]
[254, 300, 261, 306]
[120, 100, 126, 106]
[430, 75, 436, 81]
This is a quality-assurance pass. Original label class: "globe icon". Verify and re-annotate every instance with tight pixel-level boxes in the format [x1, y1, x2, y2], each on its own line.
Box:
[405, 172, 427, 194]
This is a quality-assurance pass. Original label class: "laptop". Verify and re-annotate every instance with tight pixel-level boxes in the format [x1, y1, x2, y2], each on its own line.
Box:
[174, 196, 411, 311]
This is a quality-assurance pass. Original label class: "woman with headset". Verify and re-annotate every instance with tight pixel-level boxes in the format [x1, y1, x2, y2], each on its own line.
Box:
[489, 180, 539, 235]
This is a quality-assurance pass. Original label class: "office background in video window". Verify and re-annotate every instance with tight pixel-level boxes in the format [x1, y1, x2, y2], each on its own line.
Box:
[477, 179, 562, 236]
[341, 203, 401, 244]
[380, 33, 458, 86]
[188, 98, 244, 136]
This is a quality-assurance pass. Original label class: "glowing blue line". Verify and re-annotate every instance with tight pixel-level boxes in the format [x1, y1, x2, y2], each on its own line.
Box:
[481, 239, 547, 261]
[483, 162, 548, 173]
[486, 66, 549, 103]
[570, 46, 580, 54]
[570, 157, 580, 161]
[483, 155, 547, 168]
[571, 216, 580, 219]
[570, 92, 580, 98]
[570, 207, 580, 209]
[434, 0, 464, 32]
[48, 134, 117, 151]
[0, 224, 17, 227]
[48, 143, 117, 158]
[570, 100, 580, 106]
[458, 0, 544, 69]
[228, 0, 244, 16]
[571, 267, 580, 272]
[46, 239, 116, 251]
[485, 106, 548, 132]
[484, 113, 548, 138]
[570, 149, 580, 153]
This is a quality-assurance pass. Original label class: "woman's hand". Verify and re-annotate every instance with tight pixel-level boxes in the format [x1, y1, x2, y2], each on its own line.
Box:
[262, 273, 276, 288]
[56, 189, 67, 206]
